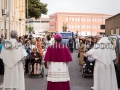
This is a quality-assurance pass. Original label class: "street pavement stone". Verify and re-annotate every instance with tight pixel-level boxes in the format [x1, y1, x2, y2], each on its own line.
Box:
[0, 50, 120, 90]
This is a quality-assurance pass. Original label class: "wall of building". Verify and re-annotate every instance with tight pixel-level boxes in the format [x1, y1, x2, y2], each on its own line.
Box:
[26, 18, 49, 32]
[105, 13, 120, 36]
[49, 12, 111, 36]
[0, 0, 25, 39]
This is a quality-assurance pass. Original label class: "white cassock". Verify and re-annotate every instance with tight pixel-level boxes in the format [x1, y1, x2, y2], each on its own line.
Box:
[0, 39, 27, 90]
[86, 37, 118, 90]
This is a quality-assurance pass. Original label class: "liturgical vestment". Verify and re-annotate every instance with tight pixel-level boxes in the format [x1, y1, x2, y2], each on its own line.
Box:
[86, 37, 118, 90]
[0, 38, 27, 90]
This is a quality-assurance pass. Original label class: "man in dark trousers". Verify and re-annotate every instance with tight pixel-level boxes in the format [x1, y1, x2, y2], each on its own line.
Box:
[0, 38, 4, 76]
[67, 36, 74, 53]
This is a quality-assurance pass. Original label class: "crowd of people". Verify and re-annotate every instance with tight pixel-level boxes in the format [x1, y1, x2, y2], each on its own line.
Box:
[0, 30, 59, 90]
[0, 30, 119, 90]
[0, 32, 57, 76]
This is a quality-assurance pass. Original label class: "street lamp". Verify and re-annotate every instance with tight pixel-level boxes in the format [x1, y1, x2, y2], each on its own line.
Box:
[95, 8, 106, 21]
[95, 8, 106, 35]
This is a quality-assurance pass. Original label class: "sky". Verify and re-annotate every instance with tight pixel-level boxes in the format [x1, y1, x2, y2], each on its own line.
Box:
[40, 0, 120, 17]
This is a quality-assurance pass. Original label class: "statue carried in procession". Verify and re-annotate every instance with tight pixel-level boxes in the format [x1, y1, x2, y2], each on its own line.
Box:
[62, 22, 67, 32]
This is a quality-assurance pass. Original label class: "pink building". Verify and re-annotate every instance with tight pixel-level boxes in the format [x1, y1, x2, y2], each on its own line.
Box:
[49, 12, 111, 36]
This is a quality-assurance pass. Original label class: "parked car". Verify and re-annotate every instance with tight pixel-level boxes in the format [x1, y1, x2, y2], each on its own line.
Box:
[109, 35, 120, 88]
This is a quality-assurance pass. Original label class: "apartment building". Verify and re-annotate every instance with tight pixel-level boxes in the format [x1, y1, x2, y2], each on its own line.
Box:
[49, 12, 111, 36]
[0, 0, 25, 39]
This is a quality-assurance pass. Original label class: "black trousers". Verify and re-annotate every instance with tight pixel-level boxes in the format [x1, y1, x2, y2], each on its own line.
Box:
[69, 47, 73, 53]
[74, 42, 76, 49]
[0, 58, 4, 75]
[25, 59, 30, 73]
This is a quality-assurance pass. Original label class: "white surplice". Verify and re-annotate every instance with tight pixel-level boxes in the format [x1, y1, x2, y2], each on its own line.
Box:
[86, 37, 118, 90]
[0, 39, 27, 90]
[47, 62, 70, 82]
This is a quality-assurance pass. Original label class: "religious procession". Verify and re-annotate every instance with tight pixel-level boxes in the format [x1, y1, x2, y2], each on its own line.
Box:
[0, 0, 120, 89]
[0, 30, 119, 90]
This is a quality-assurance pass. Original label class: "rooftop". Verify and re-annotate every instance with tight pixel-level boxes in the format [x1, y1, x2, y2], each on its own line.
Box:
[106, 13, 120, 21]
[49, 12, 111, 17]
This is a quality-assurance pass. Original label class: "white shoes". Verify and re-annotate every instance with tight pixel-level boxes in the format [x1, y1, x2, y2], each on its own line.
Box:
[91, 86, 94, 89]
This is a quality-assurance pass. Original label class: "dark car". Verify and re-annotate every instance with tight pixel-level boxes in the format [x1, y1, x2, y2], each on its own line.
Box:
[109, 35, 120, 88]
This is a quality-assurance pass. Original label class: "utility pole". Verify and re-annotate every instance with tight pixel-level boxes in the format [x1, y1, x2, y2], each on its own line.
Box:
[8, 0, 11, 39]
[1, 0, 7, 39]
[2, 9, 6, 38]
[4, 15, 6, 39]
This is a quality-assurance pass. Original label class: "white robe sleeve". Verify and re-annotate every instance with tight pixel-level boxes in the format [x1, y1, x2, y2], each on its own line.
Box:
[86, 48, 96, 57]
[20, 45, 27, 60]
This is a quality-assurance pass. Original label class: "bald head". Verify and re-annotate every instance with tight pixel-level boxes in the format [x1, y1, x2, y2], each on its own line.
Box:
[10, 30, 18, 38]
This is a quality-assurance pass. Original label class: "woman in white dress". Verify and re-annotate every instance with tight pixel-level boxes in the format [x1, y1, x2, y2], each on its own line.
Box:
[75, 37, 79, 50]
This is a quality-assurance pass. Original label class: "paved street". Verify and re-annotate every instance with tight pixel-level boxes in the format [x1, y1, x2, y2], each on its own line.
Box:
[24, 50, 93, 90]
[0, 50, 120, 90]
[0, 50, 93, 90]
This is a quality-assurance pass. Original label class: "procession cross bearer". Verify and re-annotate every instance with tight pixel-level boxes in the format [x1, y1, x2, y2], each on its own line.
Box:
[0, 30, 27, 90]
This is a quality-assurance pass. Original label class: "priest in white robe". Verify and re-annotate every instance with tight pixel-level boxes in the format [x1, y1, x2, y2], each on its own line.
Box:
[85, 37, 118, 90]
[0, 30, 27, 90]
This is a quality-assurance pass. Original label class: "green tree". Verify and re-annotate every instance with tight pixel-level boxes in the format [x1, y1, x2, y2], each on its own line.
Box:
[29, 26, 33, 33]
[26, 25, 33, 33]
[25, 0, 48, 19]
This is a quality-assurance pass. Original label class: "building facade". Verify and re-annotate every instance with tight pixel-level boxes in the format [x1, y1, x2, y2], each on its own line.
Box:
[49, 12, 111, 36]
[26, 18, 49, 33]
[0, 0, 25, 39]
[105, 13, 120, 36]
